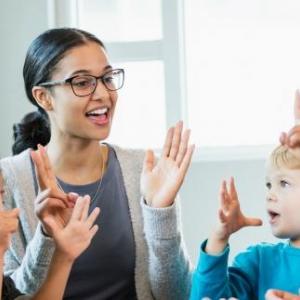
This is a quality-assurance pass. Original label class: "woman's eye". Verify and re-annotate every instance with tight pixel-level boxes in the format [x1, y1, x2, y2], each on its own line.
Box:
[280, 180, 289, 188]
[104, 76, 114, 83]
[72, 77, 93, 88]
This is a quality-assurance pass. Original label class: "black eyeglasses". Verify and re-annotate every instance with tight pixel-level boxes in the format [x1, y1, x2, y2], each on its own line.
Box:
[39, 68, 125, 97]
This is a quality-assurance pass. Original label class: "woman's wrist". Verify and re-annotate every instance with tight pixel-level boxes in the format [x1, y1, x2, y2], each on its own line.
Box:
[52, 249, 75, 265]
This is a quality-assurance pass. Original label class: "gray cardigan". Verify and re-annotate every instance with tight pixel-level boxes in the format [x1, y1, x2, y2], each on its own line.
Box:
[0, 145, 192, 300]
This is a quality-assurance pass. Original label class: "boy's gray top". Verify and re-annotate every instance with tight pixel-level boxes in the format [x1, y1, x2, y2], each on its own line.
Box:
[0, 145, 192, 300]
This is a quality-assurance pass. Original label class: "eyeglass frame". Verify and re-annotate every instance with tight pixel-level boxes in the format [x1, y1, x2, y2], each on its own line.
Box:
[38, 68, 125, 97]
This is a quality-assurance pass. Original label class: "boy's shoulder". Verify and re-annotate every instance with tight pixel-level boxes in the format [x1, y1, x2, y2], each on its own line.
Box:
[245, 241, 287, 252]
[236, 241, 290, 259]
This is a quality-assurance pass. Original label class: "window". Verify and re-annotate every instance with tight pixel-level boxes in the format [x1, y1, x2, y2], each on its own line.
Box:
[48, 0, 184, 149]
[185, 0, 298, 147]
[48, 0, 299, 155]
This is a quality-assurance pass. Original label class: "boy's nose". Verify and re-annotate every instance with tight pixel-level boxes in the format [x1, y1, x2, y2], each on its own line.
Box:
[266, 191, 277, 202]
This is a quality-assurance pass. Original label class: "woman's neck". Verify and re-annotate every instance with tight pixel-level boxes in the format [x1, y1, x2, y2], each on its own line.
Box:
[46, 136, 107, 185]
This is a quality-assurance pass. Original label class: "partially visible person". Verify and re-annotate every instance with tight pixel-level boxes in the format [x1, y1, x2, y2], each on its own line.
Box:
[262, 93, 300, 300]
[265, 289, 300, 300]
[189, 91, 300, 300]
[0, 172, 22, 299]
[280, 90, 300, 149]
[0, 169, 100, 300]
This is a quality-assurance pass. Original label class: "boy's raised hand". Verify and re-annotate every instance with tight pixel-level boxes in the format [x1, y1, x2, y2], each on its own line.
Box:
[141, 121, 195, 208]
[280, 90, 300, 148]
[42, 195, 100, 261]
[206, 177, 262, 254]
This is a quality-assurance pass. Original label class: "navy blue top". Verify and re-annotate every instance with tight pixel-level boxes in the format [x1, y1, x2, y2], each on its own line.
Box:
[57, 146, 137, 300]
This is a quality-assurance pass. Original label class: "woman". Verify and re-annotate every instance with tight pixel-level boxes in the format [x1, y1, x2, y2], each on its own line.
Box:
[1, 28, 194, 299]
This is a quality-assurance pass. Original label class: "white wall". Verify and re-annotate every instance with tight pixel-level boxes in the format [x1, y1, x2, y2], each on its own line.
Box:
[181, 157, 276, 265]
[0, 0, 277, 266]
[0, 0, 48, 157]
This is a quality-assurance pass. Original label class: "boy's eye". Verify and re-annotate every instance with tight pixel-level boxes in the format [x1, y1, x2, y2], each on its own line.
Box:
[280, 180, 289, 188]
[266, 182, 271, 189]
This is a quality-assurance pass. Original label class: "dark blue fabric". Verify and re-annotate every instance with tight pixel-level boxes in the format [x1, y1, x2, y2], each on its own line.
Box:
[58, 146, 137, 300]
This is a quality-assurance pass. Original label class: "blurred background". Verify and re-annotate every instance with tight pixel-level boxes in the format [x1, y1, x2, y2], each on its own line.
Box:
[2, 0, 299, 264]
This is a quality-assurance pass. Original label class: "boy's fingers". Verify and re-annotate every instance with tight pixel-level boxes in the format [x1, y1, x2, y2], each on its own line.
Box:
[245, 217, 263, 227]
[229, 177, 239, 201]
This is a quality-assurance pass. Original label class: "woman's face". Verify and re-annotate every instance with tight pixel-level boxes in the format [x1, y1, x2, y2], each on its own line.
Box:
[46, 41, 118, 142]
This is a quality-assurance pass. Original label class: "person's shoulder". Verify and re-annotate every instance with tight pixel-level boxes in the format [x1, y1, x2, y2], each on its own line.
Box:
[0, 148, 32, 184]
[109, 144, 145, 163]
[241, 242, 285, 257]
[0, 148, 31, 166]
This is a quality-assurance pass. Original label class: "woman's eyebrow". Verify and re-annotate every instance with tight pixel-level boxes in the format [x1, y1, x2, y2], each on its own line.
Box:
[70, 65, 113, 77]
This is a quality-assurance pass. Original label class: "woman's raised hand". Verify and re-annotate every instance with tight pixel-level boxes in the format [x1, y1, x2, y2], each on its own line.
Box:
[42, 195, 100, 261]
[141, 121, 195, 208]
[31, 145, 77, 236]
[31, 145, 67, 201]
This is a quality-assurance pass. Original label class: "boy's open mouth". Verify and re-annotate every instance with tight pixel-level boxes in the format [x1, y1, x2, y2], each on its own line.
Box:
[268, 210, 280, 223]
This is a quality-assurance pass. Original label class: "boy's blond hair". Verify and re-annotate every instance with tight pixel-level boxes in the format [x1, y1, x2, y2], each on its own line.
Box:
[270, 145, 300, 169]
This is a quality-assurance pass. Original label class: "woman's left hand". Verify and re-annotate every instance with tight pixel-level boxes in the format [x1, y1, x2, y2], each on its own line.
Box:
[42, 195, 100, 261]
[141, 121, 195, 208]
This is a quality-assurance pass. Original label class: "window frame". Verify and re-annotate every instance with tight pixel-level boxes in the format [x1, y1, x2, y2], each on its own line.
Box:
[47, 0, 275, 161]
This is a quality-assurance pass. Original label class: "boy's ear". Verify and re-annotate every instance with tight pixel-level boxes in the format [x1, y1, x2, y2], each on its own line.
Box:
[31, 86, 53, 111]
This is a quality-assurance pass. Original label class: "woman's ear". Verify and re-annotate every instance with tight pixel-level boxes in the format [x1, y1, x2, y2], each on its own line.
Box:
[32, 86, 53, 111]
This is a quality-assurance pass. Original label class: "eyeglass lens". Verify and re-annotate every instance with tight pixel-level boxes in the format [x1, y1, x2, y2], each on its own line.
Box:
[71, 69, 123, 96]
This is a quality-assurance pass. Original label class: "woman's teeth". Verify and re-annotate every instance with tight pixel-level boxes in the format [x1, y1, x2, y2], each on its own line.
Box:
[86, 107, 108, 116]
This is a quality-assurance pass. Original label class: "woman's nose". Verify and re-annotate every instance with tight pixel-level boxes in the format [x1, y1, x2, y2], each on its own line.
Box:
[92, 79, 110, 101]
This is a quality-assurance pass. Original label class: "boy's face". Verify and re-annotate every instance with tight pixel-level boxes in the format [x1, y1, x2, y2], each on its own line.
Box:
[266, 164, 300, 245]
